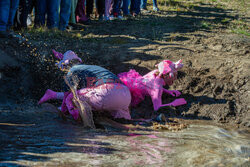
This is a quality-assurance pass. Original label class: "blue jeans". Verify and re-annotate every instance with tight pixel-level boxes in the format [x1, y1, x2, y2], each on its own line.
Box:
[140, 0, 157, 9]
[122, 0, 130, 15]
[59, 0, 71, 30]
[36, 0, 59, 28]
[130, 0, 140, 14]
[112, 0, 122, 15]
[0, 0, 20, 31]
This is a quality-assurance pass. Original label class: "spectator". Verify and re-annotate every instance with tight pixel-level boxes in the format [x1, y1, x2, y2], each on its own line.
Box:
[130, 0, 140, 16]
[35, 0, 59, 28]
[122, 0, 130, 17]
[15, 0, 36, 30]
[75, 0, 89, 24]
[58, 0, 71, 30]
[0, 0, 20, 38]
[86, 0, 94, 23]
[96, 0, 105, 20]
[111, 0, 123, 19]
[69, 0, 78, 24]
[104, 0, 113, 20]
[140, 0, 159, 12]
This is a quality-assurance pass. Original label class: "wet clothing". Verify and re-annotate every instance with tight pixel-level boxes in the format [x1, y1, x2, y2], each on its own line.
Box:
[64, 64, 123, 91]
[64, 83, 131, 120]
[61, 64, 131, 120]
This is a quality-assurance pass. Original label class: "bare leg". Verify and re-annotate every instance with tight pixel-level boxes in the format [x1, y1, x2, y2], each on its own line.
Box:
[38, 89, 64, 104]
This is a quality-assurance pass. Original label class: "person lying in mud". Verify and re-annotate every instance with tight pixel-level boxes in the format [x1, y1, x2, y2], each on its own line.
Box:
[118, 60, 187, 111]
[39, 50, 186, 128]
[39, 50, 132, 128]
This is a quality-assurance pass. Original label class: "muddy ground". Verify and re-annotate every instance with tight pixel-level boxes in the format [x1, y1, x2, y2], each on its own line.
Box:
[0, 0, 249, 128]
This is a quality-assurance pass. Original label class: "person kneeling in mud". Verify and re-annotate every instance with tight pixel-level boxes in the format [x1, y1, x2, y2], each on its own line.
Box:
[38, 50, 131, 128]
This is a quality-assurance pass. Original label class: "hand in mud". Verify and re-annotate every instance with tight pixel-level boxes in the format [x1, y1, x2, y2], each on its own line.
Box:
[171, 90, 181, 97]
[161, 98, 187, 107]
[76, 114, 82, 123]
[69, 109, 80, 120]
[164, 89, 181, 97]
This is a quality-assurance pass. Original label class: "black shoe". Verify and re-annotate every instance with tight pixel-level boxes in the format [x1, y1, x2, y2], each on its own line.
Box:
[78, 18, 91, 25]
[68, 23, 85, 30]
[99, 15, 104, 21]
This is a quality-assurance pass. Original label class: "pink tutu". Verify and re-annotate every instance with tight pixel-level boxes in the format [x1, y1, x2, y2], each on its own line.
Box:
[118, 69, 146, 107]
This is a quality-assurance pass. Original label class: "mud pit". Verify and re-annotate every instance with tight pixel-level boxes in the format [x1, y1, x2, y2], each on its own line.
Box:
[0, 0, 249, 127]
[0, 0, 249, 165]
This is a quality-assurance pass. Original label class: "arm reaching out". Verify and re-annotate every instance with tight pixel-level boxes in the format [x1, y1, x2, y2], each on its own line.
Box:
[150, 86, 186, 111]
[163, 89, 181, 97]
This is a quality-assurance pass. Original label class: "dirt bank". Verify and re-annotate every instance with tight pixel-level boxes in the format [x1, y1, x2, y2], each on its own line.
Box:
[0, 0, 249, 127]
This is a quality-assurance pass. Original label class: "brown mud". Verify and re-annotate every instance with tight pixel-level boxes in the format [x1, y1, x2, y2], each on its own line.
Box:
[0, 0, 249, 128]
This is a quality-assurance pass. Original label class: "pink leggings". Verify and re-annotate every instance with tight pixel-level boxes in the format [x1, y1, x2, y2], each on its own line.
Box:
[62, 83, 131, 120]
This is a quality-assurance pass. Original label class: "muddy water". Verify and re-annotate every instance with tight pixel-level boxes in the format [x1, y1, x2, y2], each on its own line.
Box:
[0, 105, 249, 167]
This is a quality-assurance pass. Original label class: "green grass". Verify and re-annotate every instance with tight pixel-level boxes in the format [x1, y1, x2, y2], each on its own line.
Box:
[230, 19, 250, 36]
[231, 28, 250, 36]
[200, 21, 213, 29]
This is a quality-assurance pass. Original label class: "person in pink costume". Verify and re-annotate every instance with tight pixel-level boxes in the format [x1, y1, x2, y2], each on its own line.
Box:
[39, 50, 132, 121]
[118, 60, 187, 111]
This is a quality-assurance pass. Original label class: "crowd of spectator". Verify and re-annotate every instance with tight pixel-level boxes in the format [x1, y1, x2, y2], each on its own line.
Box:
[0, 0, 159, 38]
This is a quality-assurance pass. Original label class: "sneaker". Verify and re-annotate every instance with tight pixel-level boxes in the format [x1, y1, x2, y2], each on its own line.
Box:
[117, 15, 124, 20]
[27, 14, 32, 26]
[79, 18, 91, 25]
[124, 14, 132, 19]
[140, 8, 150, 13]
[113, 12, 118, 17]
[104, 16, 110, 21]
[109, 15, 115, 20]
[99, 15, 104, 21]
[153, 7, 160, 12]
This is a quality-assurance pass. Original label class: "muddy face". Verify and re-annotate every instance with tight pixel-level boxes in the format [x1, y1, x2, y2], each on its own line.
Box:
[163, 71, 177, 86]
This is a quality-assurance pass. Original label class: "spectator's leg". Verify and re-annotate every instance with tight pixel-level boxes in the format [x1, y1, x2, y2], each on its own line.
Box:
[19, 0, 31, 28]
[152, 0, 159, 11]
[59, 0, 71, 30]
[96, 0, 105, 19]
[112, 0, 119, 16]
[69, 0, 77, 24]
[104, 0, 112, 18]
[47, 0, 59, 29]
[75, 0, 88, 23]
[0, 0, 10, 33]
[86, 0, 94, 18]
[109, 0, 114, 16]
[35, 0, 46, 26]
[140, 0, 147, 10]
[122, 0, 129, 15]
[7, 0, 20, 30]
[130, 0, 134, 14]
[135, 0, 140, 14]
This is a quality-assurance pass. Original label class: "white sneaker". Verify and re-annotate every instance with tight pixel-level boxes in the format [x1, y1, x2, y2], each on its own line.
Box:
[153, 7, 160, 12]
[27, 14, 32, 26]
